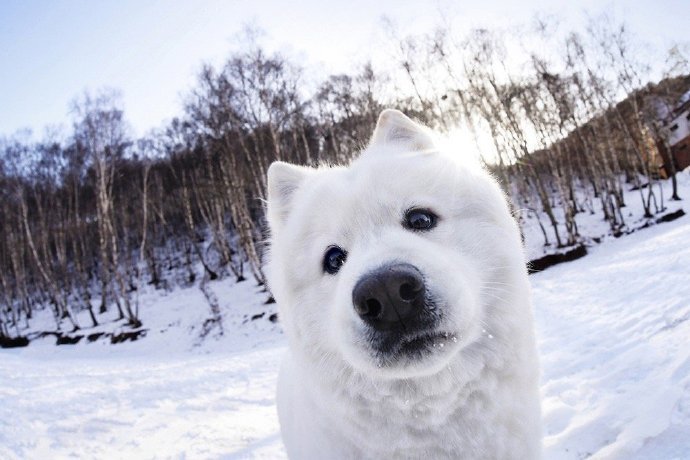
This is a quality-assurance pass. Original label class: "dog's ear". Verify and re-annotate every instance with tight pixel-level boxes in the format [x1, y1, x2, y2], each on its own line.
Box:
[369, 109, 435, 151]
[267, 161, 311, 230]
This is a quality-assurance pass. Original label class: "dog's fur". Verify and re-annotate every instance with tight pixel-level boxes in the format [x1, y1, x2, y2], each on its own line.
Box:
[265, 110, 541, 459]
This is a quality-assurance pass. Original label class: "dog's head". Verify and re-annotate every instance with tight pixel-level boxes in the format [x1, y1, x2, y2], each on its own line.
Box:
[265, 110, 526, 379]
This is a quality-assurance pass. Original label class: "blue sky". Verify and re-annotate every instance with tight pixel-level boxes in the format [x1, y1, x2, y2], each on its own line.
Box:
[1, 0, 688, 137]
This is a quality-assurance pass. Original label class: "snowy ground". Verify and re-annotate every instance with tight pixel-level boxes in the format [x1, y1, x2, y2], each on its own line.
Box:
[535, 212, 690, 459]
[2, 176, 690, 459]
[0, 279, 286, 459]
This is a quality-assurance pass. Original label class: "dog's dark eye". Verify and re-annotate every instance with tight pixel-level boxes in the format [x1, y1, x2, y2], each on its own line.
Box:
[323, 246, 347, 274]
[404, 208, 438, 231]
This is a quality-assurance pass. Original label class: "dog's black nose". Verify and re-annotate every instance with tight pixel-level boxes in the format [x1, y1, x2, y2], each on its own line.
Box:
[352, 263, 426, 332]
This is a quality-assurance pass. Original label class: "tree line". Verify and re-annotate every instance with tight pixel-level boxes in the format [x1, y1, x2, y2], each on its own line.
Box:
[1, 17, 688, 339]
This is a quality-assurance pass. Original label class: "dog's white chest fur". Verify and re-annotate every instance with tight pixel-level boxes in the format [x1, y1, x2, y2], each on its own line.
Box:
[278, 344, 540, 459]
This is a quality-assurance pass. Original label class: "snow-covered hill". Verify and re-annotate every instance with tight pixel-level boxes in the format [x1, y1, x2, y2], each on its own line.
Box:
[521, 173, 688, 262]
[2, 182, 690, 459]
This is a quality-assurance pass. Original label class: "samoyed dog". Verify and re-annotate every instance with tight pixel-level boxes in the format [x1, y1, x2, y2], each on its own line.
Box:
[265, 110, 541, 459]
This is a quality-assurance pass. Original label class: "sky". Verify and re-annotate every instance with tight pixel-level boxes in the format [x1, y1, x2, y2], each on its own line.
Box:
[1, 0, 689, 138]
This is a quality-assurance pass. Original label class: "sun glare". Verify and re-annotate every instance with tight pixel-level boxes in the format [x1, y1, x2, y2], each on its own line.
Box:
[439, 125, 499, 165]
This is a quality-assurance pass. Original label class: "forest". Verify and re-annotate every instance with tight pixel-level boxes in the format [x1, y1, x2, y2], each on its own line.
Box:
[1, 17, 689, 338]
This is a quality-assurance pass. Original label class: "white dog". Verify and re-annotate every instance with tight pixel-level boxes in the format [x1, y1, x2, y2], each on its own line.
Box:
[265, 110, 541, 459]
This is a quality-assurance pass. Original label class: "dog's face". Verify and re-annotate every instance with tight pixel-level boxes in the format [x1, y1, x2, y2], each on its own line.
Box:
[266, 110, 524, 379]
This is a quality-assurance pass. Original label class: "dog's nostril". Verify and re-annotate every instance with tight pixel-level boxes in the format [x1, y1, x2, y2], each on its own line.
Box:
[399, 282, 418, 301]
[364, 298, 382, 318]
[354, 297, 382, 317]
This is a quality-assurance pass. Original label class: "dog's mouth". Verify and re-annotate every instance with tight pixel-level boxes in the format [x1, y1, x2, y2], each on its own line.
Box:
[398, 331, 458, 355]
[368, 329, 459, 363]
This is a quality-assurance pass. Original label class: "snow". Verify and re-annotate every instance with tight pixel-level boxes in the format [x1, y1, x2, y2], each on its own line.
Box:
[0, 280, 286, 459]
[2, 176, 690, 459]
[535, 212, 690, 459]
[0, 346, 283, 459]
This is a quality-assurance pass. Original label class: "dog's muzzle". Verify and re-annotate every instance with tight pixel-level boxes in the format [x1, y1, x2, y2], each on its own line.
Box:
[352, 263, 442, 357]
